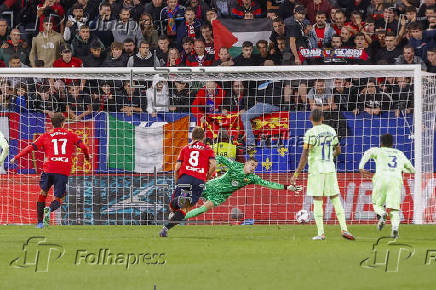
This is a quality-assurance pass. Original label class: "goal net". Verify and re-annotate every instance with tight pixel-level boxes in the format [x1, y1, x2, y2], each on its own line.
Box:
[0, 65, 434, 225]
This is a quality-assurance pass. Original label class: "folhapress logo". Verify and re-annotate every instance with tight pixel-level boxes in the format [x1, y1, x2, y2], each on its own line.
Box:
[9, 236, 65, 272]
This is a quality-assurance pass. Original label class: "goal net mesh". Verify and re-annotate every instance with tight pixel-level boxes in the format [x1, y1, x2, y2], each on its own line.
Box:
[0, 67, 433, 225]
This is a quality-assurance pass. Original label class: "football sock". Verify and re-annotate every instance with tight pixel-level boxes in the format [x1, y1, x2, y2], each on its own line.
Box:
[37, 194, 47, 223]
[49, 199, 62, 212]
[313, 199, 324, 236]
[185, 206, 208, 219]
[390, 209, 400, 231]
[331, 195, 348, 232]
[165, 210, 185, 230]
[373, 204, 386, 217]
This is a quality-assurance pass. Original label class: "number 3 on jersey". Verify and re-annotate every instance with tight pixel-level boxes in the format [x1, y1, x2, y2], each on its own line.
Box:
[52, 139, 67, 155]
[189, 151, 199, 166]
[388, 155, 398, 168]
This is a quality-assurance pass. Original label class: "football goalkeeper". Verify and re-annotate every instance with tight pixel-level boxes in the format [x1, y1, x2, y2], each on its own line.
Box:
[183, 156, 302, 220]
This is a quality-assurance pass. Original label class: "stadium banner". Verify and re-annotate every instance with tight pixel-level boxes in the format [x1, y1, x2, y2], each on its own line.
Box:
[45, 119, 98, 174]
[215, 18, 272, 57]
[3, 173, 434, 225]
[201, 112, 243, 141]
[251, 111, 290, 141]
[108, 115, 189, 173]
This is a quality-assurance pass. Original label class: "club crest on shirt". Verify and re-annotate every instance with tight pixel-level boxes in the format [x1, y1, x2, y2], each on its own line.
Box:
[231, 180, 239, 187]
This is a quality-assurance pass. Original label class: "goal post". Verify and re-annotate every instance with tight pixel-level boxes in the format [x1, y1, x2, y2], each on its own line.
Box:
[0, 65, 434, 225]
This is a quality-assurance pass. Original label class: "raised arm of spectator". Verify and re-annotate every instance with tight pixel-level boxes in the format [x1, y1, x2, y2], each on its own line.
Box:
[289, 37, 301, 65]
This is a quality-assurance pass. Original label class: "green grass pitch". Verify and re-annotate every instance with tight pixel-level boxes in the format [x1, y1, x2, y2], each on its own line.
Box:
[1, 224, 436, 290]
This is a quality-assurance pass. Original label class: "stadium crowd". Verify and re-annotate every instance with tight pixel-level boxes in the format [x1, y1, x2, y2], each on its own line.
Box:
[0, 0, 423, 145]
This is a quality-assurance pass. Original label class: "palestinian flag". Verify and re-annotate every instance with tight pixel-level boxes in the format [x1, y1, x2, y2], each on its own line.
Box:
[213, 18, 272, 57]
[108, 115, 189, 173]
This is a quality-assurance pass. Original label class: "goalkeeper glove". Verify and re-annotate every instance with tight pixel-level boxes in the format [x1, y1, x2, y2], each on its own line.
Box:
[285, 184, 302, 192]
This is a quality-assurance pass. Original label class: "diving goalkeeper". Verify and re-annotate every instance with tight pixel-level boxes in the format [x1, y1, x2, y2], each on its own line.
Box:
[183, 156, 302, 220]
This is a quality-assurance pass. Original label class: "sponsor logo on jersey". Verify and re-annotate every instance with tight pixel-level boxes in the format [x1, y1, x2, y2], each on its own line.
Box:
[190, 144, 205, 150]
[231, 180, 239, 187]
[49, 131, 68, 137]
[186, 166, 205, 173]
[50, 157, 69, 162]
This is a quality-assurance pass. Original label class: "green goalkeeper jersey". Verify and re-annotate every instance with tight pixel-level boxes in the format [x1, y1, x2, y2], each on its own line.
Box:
[204, 156, 284, 196]
[303, 124, 339, 174]
[359, 147, 415, 181]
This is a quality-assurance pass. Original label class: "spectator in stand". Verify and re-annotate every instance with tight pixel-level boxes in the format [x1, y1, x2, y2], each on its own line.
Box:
[123, 38, 136, 57]
[98, 82, 118, 112]
[330, 35, 342, 49]
[169, 81, 191, 112]
[69, 0, 99, 23]
[144, 0, 165, 23]
[102, 42, 129, 67]
[345, 10, 365, 35]
[341, 0, 370, 19]
[278, 0, 296, 20]
[292, 81, 309, 110]
[418, 0, 435, 19]
[0, 19, 8, 46]
[241, 80, 281, 148]
[405, 6, 418, 25]
[213, 47, 234, 66]
[30, 85, 57, 116]
[0, 79, 12, 111]
[118, 80, 147, 116]
[83, 40, 106, 67]
[352, 32, 372, 64]
[392, 77, 413, 117]
[160, 0, 186, 39]
[64, 3, 88, 43]
[180, 37, 194, 65]
[427, 46, 436, 72]
[89, 2, 114, 48]
[221, 80, 252, 113]
[340, 27, 354, 48]
[176, 7, 202, 50]
[201, 25, 215, 56]
[377, 6, 398, 34]
[367, 0, 384, 22]
[270, 17, 287, 51]
[354, 78, 390, 116]
[210, 0, 232, 18]
[408, 21, 436, 62]
[156, 35, 170, 66]
[256, 40, 271, 64]
[112, 8, 143, 45]
[0, 28, 30, 66]
[186, 38, 214, 66]
[234, 41, 262, 66]
[362, 17, 376, 45]
[332, 10, 346, 35]
[426, 7, 436, 29]
[127, 40, 154, 67]
[71, 25, 104, 59]
[167, 47, 182, 66]
[139, 13, 159, 49]
[36, 0, 64, 33]
[307, 79, 334, 111]
[8, 83, 28, 113]
[308, 11, 336, 49]
[231, 0, 263, 19]
[29, 18, 65, 67]
[15, 0, 39, 45]
[111, 0, 143, 21]
[146, 75, 169, 117]
[300, 0, 332, 24]
[395, 44, 427, 70]
[186, 0, 209, 21]
[53, 43, 83, 68]
[192, 81, 225, 122]
[66, 82, 92, 120]
[205, 8, 219, 24]
[288, 6, 311, 65]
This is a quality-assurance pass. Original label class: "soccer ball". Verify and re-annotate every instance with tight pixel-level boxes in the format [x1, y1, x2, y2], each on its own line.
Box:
[231, 207, 244, 220]
[296, 209, 309, 224]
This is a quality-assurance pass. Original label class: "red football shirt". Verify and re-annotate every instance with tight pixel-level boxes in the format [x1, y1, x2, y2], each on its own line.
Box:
[177, 141, 215, 181]
[33, 128, 83, 176]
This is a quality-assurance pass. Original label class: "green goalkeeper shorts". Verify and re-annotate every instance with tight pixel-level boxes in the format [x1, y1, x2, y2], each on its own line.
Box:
[306, 172, 340, 197]
[202, 189, 229, 207]
[372, 175, 402, 210]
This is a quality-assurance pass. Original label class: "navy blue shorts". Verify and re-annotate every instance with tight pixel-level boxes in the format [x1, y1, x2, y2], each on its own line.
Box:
[40, 172, 69, 198]
[170, 174, 205, 210]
